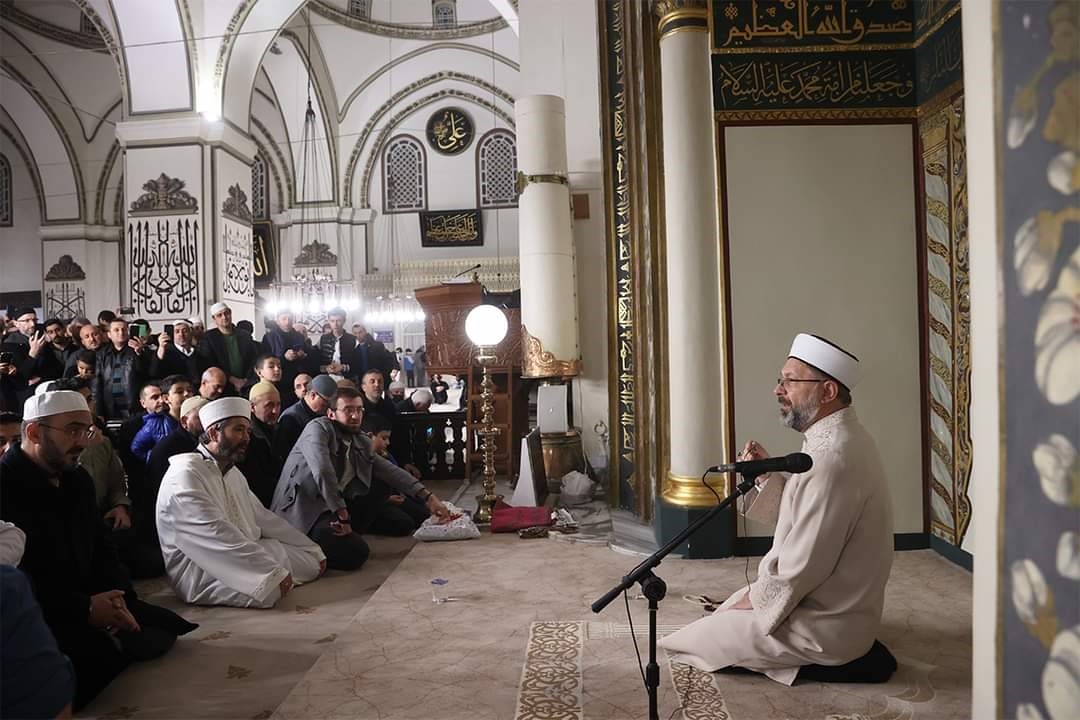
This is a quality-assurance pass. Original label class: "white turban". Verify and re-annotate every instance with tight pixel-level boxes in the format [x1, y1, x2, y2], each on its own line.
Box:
[788, 333, 860, 390]
[23, 390, 90, 420]
[198, 397, 250, 429]
[209, 302, 230, 316]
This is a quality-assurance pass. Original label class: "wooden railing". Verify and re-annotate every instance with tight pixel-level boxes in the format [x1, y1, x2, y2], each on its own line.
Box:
[394, 410, 469, 481]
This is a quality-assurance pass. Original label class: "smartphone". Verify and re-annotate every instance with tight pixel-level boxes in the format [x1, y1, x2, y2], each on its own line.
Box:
[35, 323, 45, 335]
[163, 324, 174, 336]
[0, 351, 13, 364]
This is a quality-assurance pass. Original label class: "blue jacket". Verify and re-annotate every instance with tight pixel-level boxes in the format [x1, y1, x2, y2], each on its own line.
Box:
[131, 413, 179, 464]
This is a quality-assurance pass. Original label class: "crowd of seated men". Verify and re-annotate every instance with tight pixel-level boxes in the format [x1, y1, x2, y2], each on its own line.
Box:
[0, 303, 454, 714]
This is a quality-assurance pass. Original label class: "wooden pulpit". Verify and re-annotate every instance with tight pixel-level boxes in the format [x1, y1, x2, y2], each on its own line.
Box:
[415, 281, 527, 476]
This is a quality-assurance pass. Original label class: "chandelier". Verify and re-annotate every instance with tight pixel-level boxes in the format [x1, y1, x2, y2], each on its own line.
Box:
[265, 15, 358, 323]
[363, 294, 425, 327]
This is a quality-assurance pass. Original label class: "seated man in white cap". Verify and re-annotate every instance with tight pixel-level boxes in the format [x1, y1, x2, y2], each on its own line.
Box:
[660, 333, 895, 685]
[0, 390, 197, 709]
[156, 397, 326, 608]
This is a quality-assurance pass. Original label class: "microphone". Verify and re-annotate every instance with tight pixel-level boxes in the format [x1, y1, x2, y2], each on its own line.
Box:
[708, 452, 812, 476]
[451, 263, 481, 279]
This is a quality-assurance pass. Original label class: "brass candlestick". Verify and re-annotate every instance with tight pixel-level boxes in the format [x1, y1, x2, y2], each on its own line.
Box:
[473, 345, 502, 523]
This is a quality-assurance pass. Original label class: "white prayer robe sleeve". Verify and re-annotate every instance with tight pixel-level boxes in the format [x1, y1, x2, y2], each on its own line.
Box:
[749, 450, 861, 636]
[250, 497, 326, 563]
[165, 484, 289, 606]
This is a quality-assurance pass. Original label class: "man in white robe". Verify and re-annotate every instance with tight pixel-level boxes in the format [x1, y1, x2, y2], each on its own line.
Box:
[157, 397, 326, 608]
[660, 333, 895, 685]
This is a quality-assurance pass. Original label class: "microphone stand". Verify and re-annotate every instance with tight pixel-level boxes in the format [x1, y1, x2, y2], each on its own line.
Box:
[591, 471, 759, 720]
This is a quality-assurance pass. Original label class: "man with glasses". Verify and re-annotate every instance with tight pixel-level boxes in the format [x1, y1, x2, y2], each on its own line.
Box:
[272, 387, 451, 570]
[156, 397, 326, 608]
[661, 333, 896, 686]
[0, 390, 197, 709]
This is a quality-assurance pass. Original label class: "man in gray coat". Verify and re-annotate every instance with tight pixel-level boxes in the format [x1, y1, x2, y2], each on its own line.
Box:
[271, 386, 451, 570]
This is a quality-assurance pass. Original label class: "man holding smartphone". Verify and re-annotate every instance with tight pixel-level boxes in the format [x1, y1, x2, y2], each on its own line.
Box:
[151, 320, 201, 383]
[92, 319, 149, 420]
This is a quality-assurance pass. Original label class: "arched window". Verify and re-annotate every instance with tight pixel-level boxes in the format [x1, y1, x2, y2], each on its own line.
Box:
[348, 0, 372, 19]
[0, 154, 11, 226]
[383, 136, 427, 213]
[252, 153, 268, 219]
[477, 131, 517, 209]
[432, 0, 456, 28]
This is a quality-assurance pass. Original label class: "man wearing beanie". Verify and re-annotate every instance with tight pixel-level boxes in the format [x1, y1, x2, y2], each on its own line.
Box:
[156, 397, 326, 608]
[660, 333, 895, 686]
[277, 373, 336, 457]
[0, 390, 197, 709]
[238, 381, 284, 507]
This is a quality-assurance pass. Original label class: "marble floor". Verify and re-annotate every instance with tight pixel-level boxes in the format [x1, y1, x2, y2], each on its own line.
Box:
[79, 489, 972, 720]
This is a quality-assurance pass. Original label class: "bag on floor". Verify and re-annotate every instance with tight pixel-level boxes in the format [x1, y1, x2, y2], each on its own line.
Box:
[413, 502, 481, 541]
[490, 500, 553, 533]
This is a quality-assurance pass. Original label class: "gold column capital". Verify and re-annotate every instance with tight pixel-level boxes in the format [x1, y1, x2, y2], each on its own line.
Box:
[653, 0, 707, 20]
[654, 0, 708, 40]
[661, 470, 730, 508]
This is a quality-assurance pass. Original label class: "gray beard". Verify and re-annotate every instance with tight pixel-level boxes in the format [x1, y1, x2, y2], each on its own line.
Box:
[779, 400, 819, 433]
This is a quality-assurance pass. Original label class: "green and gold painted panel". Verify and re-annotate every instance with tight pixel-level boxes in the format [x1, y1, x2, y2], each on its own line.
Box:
[712, 0, 914, 52]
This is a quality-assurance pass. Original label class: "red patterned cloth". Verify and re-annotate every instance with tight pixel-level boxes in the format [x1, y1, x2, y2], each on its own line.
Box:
[490, 501, 552, 533]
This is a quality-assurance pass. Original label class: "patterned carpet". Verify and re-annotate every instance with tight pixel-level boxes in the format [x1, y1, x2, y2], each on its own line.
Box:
[77, 502, 971, 720]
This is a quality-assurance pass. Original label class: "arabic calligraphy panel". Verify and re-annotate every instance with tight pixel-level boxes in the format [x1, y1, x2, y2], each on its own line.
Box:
[419, 209, 483, 247]
[252, 220, 277, 288]
[712, 50, 916, 110]
[127, 215, 201, 320]
[915, 10, 963, 104]
[712, 0, 914, 51]
[425, 107, 475, 156]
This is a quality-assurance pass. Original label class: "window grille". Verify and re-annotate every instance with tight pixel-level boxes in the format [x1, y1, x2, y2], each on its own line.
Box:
[433, 1, 456, 28]
[0, 154, 11, 226]
[383, 136, 426, 212]
[478, 131, 517, 208]
[252, 154, 268, 219]
[348, 0, 372, 19]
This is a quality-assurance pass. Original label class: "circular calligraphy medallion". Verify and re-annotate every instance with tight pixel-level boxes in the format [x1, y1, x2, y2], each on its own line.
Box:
[426, 107, 474, 155]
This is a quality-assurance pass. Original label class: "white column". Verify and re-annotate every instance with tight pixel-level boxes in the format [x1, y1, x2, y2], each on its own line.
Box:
[116, 117, 256, 326]
[655, 1, 730, 506]
[515, 94, 582, 378]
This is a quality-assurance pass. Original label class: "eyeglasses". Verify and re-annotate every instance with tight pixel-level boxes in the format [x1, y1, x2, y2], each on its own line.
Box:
[776, 378, 825, 390]
[333, 406, 364, 417]
[37, 422, 95, 439]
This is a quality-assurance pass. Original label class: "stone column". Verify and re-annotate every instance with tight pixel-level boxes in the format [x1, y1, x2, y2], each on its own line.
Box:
[515, 94, 582, 378]
[116, 118, 256, 326]
[655, 0, 731, 508]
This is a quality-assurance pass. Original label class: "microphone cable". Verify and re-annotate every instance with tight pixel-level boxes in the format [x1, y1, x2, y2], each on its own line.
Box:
[701, 468, 753, 607]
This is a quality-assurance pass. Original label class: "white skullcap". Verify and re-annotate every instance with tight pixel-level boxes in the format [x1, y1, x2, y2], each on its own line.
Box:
[24, 390, 90, 420]
[34, 380, 60, 396]
[788, 333, 860, 390]
[198, 397, 250, 429]
[173, 319, 192, 328]
[209, 302, 230, 316]
[180, 396, 209, 418]
[187, 316, 204, 326]
[388, 381, 406, 390]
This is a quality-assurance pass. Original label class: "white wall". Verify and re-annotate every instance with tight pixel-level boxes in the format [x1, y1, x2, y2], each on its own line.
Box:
[963, 0, 1000, 715]
[726, 125, 923, 535]
[518, 0, 607, 463]
[0, 140, 42, 292]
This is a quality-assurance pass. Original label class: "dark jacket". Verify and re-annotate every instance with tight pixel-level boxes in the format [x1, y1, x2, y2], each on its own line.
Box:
[362, 394, 397, 422]
[150, 344, 202, 384]
[276, 397, 322, 459]
[237, 417, 282, 508]
[93, 344, 148, 420]
[317, 332, 358, 379]
[353, 339, 398, 386]
[271, 418, 423, 534]
[198, 327, 257, 381]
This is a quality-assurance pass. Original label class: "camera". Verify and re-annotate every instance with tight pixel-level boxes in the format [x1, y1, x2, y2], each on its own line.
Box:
[0, 351, 14, 364]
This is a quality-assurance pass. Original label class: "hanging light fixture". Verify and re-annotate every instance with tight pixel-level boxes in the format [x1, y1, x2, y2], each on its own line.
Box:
[267, 14, 358, 324]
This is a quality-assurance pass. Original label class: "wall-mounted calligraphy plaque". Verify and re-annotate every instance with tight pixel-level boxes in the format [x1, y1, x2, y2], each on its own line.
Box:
[713, 0, 914, 52]
[252, 221, 277, 288]
[419, 209, 483, 248]
[426, 107, 474, 156]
